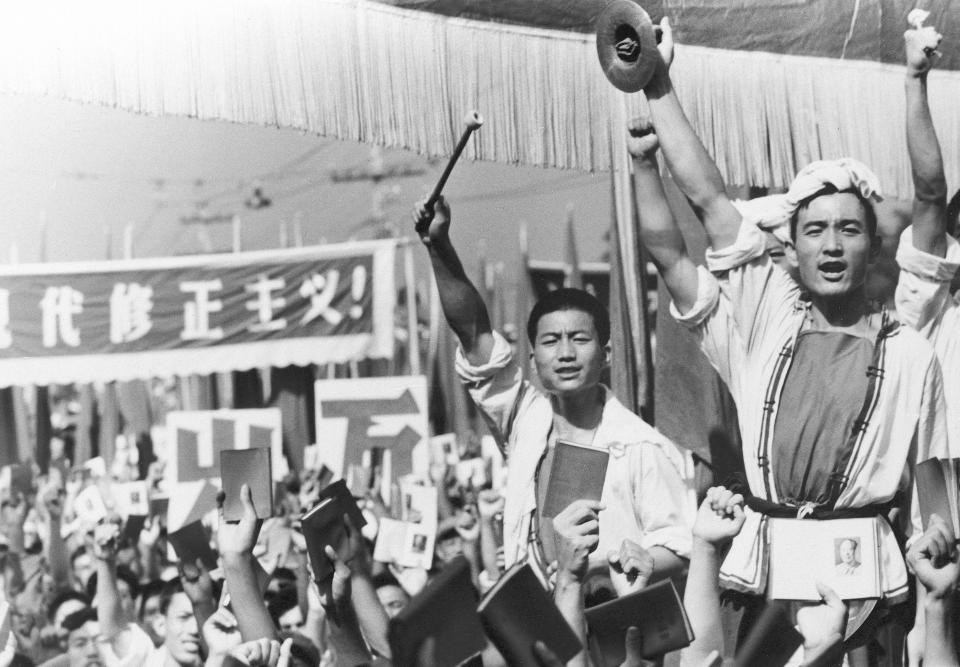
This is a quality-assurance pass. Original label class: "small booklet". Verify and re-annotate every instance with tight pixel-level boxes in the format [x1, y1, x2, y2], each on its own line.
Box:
[477, 562, 582, 666]
[388, 556, 486, 667]
[399, 478, 439, 526]
[301, 496, 349, 582]
[541, 440, 609, 518]
[373, 517, 435, 570]
[112, 481, 150, 518]
[167, 519, 219, 571]
[916, 457, 960, 537]
[220, 448, 274, 521]
[74, 484, 109, 526]
[315, 479, 367, 531]
[585, 578, 693, 664]
[769, 517, 881, 600]
[732, 602, 803, 667]
[121, 514, 148, 545]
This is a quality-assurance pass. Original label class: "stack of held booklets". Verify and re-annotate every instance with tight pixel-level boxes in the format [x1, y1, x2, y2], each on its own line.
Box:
[477, 562, 582, 666]
[388, 556, 486, 666]
[220, 447, 275, 521]
[916, 456, 960, 537]
[585, 579, 694, 665]
[541, 440, 609, 519]
[300, 479, 367, 581]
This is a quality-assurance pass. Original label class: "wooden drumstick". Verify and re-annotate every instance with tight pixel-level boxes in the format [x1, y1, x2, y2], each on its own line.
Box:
[425, 110, 484, 209]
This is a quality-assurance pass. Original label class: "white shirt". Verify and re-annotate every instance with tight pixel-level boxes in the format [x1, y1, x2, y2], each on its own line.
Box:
[671, 218, 951, 599]
[895, 226, 960, 450]
[455, 332, 693, 576]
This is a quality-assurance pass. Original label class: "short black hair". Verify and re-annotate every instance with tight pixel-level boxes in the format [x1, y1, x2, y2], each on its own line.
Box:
[266, 587, 300, 627]
[158, 578, 185, 615]
[138, 579, 166, 620]
[526, 288, 610, 346]
[47, 590, 91, 623]
[62, 607, 98, 634]
[85, 565, 141, 601]
[789, 185, 878, 240]
[371, 571, 403, 591]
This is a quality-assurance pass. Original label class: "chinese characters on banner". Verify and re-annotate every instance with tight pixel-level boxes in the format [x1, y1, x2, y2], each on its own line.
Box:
[164, 408, 284, 530]
[314, 376, 429, 503]
[0, 240, 396, 386]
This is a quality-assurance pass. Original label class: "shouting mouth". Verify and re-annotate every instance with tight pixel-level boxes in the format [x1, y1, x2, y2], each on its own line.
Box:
[818, 260, 847, 281]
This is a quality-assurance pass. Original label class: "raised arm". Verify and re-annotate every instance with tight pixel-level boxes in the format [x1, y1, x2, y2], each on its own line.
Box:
[905, 23, 948, 256]
[218, 485, 277, 643]
[627, 117, 700, 315]
[680, 487, 746, 667]
[413, 196, 495, 366]
[906, 514, 959, 667]
[641, 21, 741, 250]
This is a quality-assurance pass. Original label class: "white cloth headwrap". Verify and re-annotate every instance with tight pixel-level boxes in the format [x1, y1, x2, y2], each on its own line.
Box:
[737, 159, 883, 245]
[786, 158, 883, 208]
[733, 194, 793, 244]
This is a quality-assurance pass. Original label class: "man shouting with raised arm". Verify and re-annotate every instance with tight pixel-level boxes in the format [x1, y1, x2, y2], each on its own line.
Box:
[412, 196, 691, 593]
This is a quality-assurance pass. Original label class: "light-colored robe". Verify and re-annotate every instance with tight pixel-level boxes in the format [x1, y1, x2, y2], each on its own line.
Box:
[671, 219, 951, 598]
[455, 332, 693, 573]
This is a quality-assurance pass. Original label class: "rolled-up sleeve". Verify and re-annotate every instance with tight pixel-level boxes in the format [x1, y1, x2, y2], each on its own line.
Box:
[633, 444, 693, 559]
[454, 330, 527, 459]
[895, 227, 960, 333]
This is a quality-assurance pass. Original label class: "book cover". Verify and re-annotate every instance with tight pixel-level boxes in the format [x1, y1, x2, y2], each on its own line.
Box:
[301, 497, 348, 582]
[388, 556, 486, 667]
[541, 440, 609, 518]
[315, 479, 366, 531]
[113, 481, 150, 518]
[167, 519, 219, 571]
[477, 562, 582, 665]
[585, 578, 693, 664]
[769, 517, 881, 600]
[732, 602, 803, 667]
[220, 448, 274, 521]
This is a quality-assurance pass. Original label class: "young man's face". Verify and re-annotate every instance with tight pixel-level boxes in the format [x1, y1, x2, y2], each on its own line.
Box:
[790, 192, 877, 301]
[140, 593, 165, 646]
[278, 605, 305, 633]
[55, 599, 89, 651]
[67, 620, 103, 667]
[376, 584, 410, 619]
[163, 592, 202, 665]
[531, 309, 609, 399]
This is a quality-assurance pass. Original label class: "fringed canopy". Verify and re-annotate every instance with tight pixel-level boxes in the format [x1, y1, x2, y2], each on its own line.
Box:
[0, 0, 958, 198]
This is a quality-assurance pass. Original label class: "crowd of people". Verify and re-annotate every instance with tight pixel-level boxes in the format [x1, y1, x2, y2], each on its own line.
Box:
[0, 14, 958, 667]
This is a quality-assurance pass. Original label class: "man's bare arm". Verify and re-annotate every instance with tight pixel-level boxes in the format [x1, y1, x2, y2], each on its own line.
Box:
[413, 196, 495, 366]
[642, 20, 741, 251]
[628, 117, 701, 315]
[905, 24, 948, 257]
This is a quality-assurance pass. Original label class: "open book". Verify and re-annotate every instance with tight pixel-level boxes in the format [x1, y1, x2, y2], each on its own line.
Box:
[769, 517, 881, 600]
[585, 578, 693, 664]
[477, 562, 581, 665]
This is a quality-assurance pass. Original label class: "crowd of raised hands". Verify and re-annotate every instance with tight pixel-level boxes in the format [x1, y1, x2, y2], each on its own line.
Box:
[1, 452, 957, 667]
